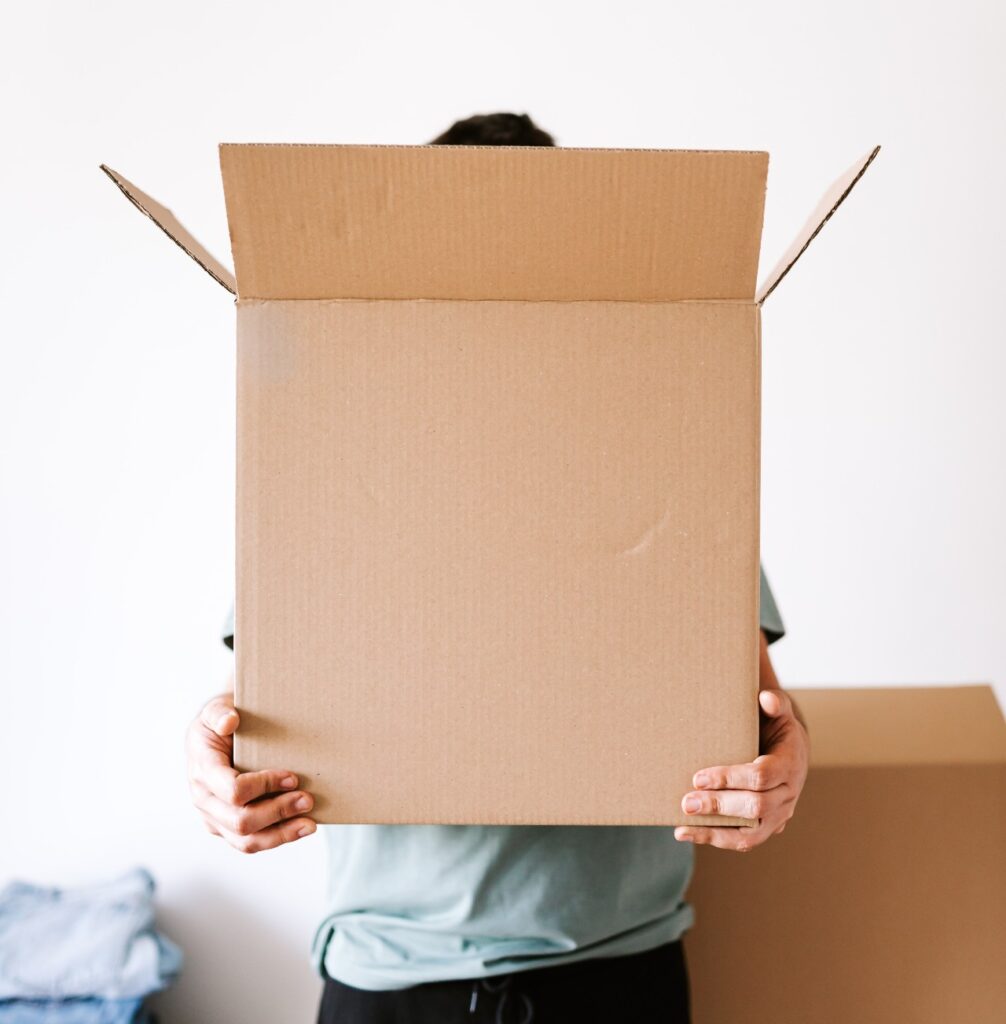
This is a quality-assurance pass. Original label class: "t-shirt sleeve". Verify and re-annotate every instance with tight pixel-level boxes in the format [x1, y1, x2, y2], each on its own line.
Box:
[221, 603, 235, 651]
[759, 563, 786, 646]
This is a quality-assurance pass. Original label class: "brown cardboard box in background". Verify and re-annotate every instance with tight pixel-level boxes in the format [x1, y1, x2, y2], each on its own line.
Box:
[102, 144, 877, 825]
[687, 684, 1006, 1023]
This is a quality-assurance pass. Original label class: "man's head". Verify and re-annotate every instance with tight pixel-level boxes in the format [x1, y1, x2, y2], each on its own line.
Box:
[429, 112, 555, 147]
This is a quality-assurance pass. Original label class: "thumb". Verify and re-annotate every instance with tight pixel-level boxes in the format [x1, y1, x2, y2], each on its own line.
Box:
[200, 695, 240, 738]
[758, 688, 793, 721]
[214, 709, 240, 738]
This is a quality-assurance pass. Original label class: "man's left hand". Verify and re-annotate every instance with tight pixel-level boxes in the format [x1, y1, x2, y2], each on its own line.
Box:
[674, 687, 809, 852]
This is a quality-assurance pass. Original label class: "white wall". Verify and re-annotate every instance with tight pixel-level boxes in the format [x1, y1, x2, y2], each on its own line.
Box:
[1, 1, 1002, 1020]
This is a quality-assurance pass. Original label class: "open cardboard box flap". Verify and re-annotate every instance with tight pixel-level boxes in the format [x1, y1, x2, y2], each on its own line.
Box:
[102, 144, 879, 304]
[216, 145, 766, 301]
[99, 164, 236, 294]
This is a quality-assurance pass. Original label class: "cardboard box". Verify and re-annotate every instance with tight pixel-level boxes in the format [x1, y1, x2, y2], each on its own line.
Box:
[687, 684, 1006, 1023]
[101, 143, 878, 825]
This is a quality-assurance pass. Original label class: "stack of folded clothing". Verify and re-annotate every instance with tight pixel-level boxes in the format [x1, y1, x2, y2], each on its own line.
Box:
[0, 867, 182, 1023]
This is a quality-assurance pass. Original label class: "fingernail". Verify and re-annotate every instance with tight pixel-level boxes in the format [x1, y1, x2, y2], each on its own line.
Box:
[280, 775, 298, 789]
[216, 714, 233, 733]
[297, 822, 316, 838]
[694, 773, 709, 789]
[684, 796, 701, 814]
[294, 795, 311, 812]
[676, 830, 693, 843]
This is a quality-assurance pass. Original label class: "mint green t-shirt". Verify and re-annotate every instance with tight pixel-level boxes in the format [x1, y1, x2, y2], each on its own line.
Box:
[221, 564, 785, 990]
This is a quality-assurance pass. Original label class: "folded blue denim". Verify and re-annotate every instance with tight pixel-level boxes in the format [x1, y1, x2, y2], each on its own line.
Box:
[0, 997, 148, 1023]
[0, 868, 181, 1001]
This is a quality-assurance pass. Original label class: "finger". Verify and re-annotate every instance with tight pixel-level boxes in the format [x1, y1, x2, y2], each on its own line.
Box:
[692, 754, 785, 792]
[218, 816, 317, 855]
[200, 695, 240, 737]
[200, 764, 300, 806]
[198, 810, 223, 837]
[197, 787, 314, 837]
[675, 822, 772, 853]
[681, 785, 790, 822]
[758, 688, 795, 722]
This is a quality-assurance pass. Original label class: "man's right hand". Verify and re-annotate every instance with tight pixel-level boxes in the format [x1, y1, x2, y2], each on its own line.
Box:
[186, 691, 316, 853]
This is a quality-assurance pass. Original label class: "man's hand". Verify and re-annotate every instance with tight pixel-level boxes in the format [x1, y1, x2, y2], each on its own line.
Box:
[674, 635, 810, 852]
[186, 691, 317, 854]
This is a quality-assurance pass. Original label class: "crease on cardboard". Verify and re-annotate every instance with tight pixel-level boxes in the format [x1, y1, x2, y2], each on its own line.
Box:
[237, 297, 761, 307]
[618, 501, 674, 557]
[99, 164, 237, 295]
[756, 145, 880, 304]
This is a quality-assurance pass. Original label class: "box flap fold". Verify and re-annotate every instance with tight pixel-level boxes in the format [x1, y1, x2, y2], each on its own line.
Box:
[100, 164, 236, 294]
[756, 145, 880, 305]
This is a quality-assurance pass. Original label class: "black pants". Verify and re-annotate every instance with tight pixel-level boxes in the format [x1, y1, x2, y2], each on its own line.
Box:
[316, 939, 691, 1023]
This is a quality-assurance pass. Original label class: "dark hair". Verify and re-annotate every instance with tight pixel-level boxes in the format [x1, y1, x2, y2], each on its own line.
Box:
[428, 112, 556, 147]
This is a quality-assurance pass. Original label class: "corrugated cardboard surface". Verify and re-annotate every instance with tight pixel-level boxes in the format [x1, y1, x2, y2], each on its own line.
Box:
[687, 685, 1006, 1023]
[233, 297, 761, 825]
[219, 144, 768, 301]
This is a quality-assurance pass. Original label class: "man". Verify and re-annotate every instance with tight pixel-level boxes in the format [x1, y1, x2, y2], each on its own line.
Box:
[186, 112, 810, 1023]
